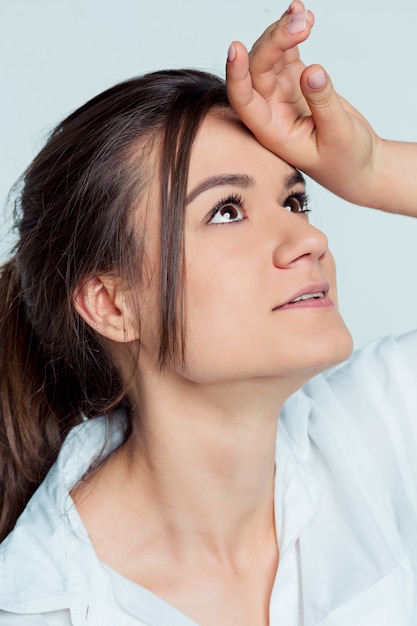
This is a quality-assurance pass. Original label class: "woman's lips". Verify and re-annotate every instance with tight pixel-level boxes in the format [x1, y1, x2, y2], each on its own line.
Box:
[274, 295, 334, 311]
[273, 282, 334, 311]
[290, 291, 325, 303]
[273, 283, 332, 311]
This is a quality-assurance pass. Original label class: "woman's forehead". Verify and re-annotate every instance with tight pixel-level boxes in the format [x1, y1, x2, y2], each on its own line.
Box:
[187, 111, 302, 192]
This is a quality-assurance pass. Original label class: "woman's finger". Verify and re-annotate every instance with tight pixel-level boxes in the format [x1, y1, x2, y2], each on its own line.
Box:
[226, 41, 272, 128]
[248, 7, 314, 88]
[299, 65, 357, 149]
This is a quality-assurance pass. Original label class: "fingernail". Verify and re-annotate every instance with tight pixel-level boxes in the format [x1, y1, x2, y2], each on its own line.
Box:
[287, 11, 308, 33]
[286, 19, 306, 34]
[307, 69, 326, 89]
[227, 43, 236, 63]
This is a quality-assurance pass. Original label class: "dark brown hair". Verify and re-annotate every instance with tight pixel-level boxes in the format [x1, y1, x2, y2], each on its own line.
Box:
[0, 69, 230, 541]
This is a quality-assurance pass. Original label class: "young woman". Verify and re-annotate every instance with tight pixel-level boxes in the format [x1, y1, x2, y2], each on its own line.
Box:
[1, 3, 417, 625]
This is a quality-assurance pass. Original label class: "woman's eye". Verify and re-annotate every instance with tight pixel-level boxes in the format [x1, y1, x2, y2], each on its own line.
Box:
[208, 195, 244, 224]
[283, 194, 310, 214]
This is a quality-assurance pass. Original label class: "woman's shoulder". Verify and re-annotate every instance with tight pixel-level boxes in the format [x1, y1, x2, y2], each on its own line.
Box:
[0, 452, 80, 617]
[306, 328, 417, 409]
[0, 416, 120, 619]
[300, 329, 417, 503]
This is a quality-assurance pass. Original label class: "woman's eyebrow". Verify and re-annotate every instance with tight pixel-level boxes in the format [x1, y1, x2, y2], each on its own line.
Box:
[185, 169, 305, 206]
[285, 169, 306, 189]
[186, 174, 254, 205]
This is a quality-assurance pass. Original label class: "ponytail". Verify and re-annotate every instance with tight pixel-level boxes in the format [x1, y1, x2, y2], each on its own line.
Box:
[0, 258, 78, 541]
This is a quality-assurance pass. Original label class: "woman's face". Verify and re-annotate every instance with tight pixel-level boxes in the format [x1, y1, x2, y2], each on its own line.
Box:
[138, 111, 353, 386]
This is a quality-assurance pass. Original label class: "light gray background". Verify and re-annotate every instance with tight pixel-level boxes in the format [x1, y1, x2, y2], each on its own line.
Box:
[1, 0, 416, 349]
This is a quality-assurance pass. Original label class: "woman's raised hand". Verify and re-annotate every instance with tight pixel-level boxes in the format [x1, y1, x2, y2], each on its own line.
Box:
[226, 2, 383, 209]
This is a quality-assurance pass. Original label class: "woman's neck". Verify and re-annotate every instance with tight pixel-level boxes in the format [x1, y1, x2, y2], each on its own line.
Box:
[125, 372, 292, 558]
[73, 371, 296, 574]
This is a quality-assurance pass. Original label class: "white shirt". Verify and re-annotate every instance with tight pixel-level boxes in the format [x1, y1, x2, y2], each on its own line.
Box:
[1, 331, 417, 625]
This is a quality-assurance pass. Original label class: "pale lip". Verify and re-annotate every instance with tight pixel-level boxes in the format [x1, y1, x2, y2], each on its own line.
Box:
[272, 282, 331, 311]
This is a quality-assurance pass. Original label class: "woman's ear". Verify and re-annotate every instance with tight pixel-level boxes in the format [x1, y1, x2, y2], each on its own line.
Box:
[73, 276, 139, 343]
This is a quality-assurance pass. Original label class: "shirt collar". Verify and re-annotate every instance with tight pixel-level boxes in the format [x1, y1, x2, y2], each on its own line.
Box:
[275, 390, 321, 557]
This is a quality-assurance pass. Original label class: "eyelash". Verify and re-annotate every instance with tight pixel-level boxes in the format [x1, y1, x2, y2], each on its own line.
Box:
[283, 191, 311, 214]
[207, 190, 311, 225]
[207, 193, 245, 224]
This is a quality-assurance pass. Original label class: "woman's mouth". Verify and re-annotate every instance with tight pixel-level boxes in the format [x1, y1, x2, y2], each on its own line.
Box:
[273, 286, 334, 311]
[289, 291, 324, 303]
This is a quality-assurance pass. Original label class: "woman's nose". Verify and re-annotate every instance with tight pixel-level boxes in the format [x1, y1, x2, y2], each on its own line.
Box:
[272, 212, 329, 269]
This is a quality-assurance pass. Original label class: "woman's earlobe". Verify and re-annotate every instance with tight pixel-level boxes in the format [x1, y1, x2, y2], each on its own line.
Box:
[73, 276, 139, 343]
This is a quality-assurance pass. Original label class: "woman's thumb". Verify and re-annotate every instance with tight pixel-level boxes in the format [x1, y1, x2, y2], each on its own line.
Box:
[300, 64, 349, 141]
